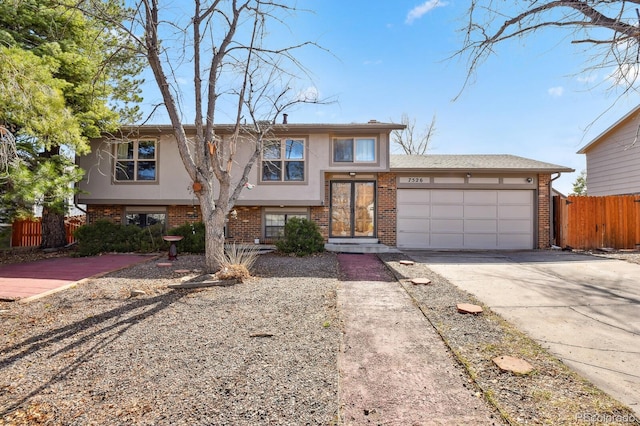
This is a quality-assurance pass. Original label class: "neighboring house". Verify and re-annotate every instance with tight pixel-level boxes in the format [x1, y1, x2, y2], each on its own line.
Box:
[76, 122, 573, 251]
[577, 105, 640, 195]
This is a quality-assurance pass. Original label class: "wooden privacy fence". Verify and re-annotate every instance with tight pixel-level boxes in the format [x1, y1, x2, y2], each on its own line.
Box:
[554, 195, 640, 250]
[11, 216, 85, 247]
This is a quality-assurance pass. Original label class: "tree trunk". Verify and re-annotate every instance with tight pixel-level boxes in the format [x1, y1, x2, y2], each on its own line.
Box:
[41, 207, 66, 249]
[200, 197, 227, 273]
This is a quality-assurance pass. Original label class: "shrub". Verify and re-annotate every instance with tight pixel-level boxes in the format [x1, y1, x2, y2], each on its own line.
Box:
[74, 220, 164, 256]
[166, 222, 206, 253]
[275, 217, 324, 256]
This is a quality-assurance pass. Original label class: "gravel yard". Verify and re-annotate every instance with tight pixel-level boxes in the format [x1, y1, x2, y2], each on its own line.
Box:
[0, 253, 341, 425]
[2, 248, 640, 425]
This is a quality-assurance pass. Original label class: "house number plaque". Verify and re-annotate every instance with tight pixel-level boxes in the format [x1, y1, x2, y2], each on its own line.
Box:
[400, 177, 427, 183]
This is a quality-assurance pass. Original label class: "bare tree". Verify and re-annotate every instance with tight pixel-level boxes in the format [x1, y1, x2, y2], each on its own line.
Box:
[456, 1, 640, 96]
[391, 113, 436, 155]
[82, 0, 322, 272]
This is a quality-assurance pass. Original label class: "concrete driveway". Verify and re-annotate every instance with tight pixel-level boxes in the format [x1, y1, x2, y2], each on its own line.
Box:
[404, 250, 640, 416]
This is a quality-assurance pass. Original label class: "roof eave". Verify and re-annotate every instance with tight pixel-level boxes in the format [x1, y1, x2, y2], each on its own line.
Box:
[577, 104, 640, 154]
[391, 167, 575, 173]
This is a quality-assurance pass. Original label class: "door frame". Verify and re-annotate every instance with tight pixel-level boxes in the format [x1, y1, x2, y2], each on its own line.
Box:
[329, 180, 377, 238]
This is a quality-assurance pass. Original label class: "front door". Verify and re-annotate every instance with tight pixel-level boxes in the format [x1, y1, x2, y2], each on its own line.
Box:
[330, 181, 376, 238]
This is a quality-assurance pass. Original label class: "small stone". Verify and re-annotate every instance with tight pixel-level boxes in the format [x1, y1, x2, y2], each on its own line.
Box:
[174, 269, 191, 273]
[399, 260, 415, 265]
[456, 303, 483, 314]
[130, 289, 146, 297]
[492, 355, 534, 375]
[157, 262, 172, 267]
[411, 278, 431, 285]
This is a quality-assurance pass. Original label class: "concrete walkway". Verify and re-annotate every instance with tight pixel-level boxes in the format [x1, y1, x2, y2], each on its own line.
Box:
[0, 254, 153, 301]
[336, 254, 500, 424]
[406, 250, 640, 417]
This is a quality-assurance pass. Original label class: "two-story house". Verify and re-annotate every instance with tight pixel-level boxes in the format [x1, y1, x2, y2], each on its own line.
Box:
[577, 104, 640, 195]
[76, 121, 573, 251]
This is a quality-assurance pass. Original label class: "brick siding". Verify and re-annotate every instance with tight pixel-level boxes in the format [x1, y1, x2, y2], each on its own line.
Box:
[86, 205, 124, 225]
[225, 207, 262, 243]
[377, 172, 397, 246]
[84, 172, 553, 249]
[537, 173, 551, 249]
[167, 205, 201, 228]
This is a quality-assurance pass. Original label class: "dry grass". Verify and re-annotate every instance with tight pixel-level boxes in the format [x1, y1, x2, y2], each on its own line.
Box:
[213, 243, 260, 282]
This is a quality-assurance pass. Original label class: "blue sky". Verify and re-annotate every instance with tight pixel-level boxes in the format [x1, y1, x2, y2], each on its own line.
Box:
[140, 0, 639, 194]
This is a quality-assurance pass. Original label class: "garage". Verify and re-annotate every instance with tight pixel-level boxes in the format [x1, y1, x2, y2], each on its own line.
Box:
[397, 189, 534, 249]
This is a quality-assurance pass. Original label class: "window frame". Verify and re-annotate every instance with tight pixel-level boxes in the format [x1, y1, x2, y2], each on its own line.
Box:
[123, 207, 167, 230]
[260, 138, 307, 184]
[113, 139, 158, 183]
[263, 209, 309, 240]
[331, 136, 378, 165]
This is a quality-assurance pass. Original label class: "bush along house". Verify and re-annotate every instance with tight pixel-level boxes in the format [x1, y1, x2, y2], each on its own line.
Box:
[75, 121, 573, 252]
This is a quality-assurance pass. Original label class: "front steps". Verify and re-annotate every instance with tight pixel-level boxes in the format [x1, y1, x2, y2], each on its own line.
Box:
[324, 238, 398, 254]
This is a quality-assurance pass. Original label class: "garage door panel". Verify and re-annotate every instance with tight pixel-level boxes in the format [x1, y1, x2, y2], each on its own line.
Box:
[465, 219, 497, 233]
[397, 231, 430, 248]
[498, 234, 533, 248]
[430, 233, 464, 248]
[432, 191, 464, 203]
[398, 217, 430, 231]
[464, 234, 498, 248]
[498, 190, 531, 204]
[499, 205, 531, 219]
[397, 188, 534, 249]
[464, 205, 497, 218]
[499, 219, 532, 233]
[398, 189, 430, 204]
[431, 219, 463, 232]
[432, 205, 463, 218]
[465, 191, 497, 203]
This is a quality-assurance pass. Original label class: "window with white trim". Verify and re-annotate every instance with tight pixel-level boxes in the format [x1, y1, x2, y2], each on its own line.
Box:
[333, 137, 376, 163]
[115, 140, 157, 182]
[261, 139, 305, 182]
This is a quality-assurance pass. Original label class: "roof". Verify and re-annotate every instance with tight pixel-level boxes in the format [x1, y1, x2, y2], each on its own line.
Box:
[111, 121, 406, 136]
[390, 154, 574, 173]
[577, 104, 640, 154]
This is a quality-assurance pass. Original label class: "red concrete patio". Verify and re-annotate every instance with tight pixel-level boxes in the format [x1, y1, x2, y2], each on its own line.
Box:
[0, 254, 154, 301]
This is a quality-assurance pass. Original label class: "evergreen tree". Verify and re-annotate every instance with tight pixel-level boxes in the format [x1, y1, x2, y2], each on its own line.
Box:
[0, 0, 143, 247]
[572, 170, 587, 196]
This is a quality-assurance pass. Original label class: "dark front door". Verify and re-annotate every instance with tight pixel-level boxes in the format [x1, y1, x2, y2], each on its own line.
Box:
[330, 181, 376, 238]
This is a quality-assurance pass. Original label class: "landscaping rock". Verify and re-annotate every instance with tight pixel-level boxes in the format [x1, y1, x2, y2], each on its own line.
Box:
[410, 277, 431, 285]
[399, 260, 415, 265]
[129, 289, 146, 297]
[456, 303, 483, 314]
[492, 355, 534, 375]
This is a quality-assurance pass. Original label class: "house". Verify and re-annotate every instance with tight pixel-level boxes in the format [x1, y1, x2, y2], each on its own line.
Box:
[577, 105, 640, 195]
[76, 122, 573, 251]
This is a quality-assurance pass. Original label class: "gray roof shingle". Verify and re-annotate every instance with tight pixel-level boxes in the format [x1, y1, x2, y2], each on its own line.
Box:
[390, 154, 573, 172]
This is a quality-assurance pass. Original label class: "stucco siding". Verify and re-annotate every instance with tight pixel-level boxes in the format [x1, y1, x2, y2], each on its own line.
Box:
[77, 129, 393, 205]
[586, 119, 640, 195]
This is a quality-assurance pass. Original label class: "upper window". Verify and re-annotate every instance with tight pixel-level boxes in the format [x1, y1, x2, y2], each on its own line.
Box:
[261, 139, 305, 182]
[115, 140, 157, 182]
[333, 137, 376, 163]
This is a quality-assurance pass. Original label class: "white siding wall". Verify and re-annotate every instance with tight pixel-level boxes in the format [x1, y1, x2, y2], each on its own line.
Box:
[587, 118, 640, 195]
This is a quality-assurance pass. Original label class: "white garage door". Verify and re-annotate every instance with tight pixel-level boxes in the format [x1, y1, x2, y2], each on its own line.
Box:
[397, 189, 534, 249]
